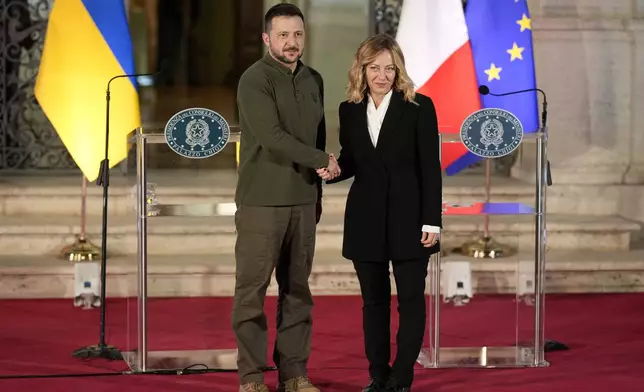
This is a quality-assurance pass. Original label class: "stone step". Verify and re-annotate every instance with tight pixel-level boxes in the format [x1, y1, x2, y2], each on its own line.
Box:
[0, 249, 642, 299]
[0, 171, 632, 217]
[0, 213, 639, 256]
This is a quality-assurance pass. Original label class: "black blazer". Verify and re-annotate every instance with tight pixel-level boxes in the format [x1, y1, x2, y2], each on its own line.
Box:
[327, 90, 442, 262]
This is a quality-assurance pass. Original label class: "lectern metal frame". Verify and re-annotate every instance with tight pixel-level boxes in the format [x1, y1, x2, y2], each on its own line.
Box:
[122, 127, 242, 373]
[417, 130, 549, 369]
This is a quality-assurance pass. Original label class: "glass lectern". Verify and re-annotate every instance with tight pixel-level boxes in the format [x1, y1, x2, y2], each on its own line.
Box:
[122, 126, 242, 373]
[417, 132, 549, 368]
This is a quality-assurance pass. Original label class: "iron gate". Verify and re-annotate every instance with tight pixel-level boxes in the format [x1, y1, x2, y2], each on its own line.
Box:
[0, 0, 73, 170]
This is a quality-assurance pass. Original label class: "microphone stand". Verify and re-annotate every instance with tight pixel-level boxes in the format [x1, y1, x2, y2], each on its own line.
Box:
[477, 86, 565, 354]
[73, 70, 160, 361]
[479, 86, 553, 186]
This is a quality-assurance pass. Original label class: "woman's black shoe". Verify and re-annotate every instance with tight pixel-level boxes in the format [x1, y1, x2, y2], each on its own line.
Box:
[362, 378, 387, 392]
[384, 377, 411, 392]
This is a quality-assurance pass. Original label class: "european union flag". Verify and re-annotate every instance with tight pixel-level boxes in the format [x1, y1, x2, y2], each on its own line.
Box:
[445, 0, 540, 175]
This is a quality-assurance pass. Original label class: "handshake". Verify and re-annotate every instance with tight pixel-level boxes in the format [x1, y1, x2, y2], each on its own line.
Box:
[316, 154, 341, 181]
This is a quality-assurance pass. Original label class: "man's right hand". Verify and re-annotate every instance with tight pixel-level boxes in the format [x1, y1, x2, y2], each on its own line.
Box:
[317, 154, 341, 181]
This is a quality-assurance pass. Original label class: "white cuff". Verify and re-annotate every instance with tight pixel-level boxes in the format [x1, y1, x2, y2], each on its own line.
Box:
[422, 225, 440, 234]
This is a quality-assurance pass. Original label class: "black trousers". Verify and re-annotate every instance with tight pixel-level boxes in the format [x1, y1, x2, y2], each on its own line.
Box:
[353, 258, 429, 387]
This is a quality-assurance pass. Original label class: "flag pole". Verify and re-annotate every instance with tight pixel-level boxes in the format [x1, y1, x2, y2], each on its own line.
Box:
[236, 141, 240, 168]
[483, 158, 491, 238]
[60, 175, 101, 261]
[456, 159, 514, 258]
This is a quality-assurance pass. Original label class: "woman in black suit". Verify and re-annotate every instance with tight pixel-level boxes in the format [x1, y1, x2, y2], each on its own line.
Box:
[319, 34, 442, 392]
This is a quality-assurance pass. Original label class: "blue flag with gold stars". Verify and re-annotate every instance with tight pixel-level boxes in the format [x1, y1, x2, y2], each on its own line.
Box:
[446, 0, 539, 175]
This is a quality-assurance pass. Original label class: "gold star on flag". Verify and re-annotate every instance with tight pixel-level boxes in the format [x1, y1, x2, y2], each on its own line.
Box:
[507, 42, 525, 61]
[517, 13, 531, 32]
[484, 63, 502, 81]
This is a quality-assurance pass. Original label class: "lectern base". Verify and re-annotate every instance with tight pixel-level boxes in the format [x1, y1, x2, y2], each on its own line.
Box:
[417, 346, 550, 368]
[122, 349, 238, 373]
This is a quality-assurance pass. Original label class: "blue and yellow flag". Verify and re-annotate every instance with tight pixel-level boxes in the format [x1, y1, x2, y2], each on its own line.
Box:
[35, 0, 140, 182]
[445, 0, 539, 175]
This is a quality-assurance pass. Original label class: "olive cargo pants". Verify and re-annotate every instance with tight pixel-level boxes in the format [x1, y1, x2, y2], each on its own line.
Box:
[231, 204, 317, 384]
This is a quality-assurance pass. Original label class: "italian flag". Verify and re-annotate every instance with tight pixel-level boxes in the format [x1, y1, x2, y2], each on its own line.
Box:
[396, 0, 482, 171]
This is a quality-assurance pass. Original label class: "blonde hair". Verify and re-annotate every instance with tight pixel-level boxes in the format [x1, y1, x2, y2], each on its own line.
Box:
[346, 33, 416, 104]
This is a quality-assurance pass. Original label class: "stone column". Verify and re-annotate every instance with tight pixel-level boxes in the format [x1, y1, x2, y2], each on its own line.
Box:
[263, 0, 282, 58]
[625, 20, 644, 184]
[512, 0, 644, 185]
[303, 0, 371, 154]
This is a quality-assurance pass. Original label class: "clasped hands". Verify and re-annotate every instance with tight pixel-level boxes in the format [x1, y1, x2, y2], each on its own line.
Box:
[316, 154, 341, 181]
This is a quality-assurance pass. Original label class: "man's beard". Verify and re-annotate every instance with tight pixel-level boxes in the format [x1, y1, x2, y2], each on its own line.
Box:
[270, 45, 303, 64]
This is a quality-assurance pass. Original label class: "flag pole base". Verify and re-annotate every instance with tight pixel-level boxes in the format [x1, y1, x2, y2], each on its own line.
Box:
[453, 236, 515, 259]
[60, 236, 102, 262]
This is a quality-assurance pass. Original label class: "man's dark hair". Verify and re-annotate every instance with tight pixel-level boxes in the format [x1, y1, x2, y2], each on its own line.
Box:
[264, 3, 304, 32]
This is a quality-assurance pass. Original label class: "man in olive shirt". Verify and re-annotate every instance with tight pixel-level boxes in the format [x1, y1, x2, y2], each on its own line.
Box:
[232, 3, 339, 392]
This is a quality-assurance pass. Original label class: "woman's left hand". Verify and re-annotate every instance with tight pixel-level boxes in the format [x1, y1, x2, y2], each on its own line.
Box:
[421, 232, 438, 247]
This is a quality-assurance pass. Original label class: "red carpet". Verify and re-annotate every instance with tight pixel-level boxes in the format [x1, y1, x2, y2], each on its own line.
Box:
[1, 294, 643, 391]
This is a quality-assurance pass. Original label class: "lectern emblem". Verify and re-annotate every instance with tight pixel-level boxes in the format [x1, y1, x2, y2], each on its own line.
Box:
[459, 108, 523, 158]
[164, 108, 230, 159]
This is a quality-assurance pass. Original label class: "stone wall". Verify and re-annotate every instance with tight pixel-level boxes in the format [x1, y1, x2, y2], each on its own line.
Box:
[513, 0, 644, 186]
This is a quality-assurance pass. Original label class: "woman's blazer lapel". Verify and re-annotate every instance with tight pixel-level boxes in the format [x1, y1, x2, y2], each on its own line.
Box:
[349, 90, 407, 159]
[374, 90, 405, 155]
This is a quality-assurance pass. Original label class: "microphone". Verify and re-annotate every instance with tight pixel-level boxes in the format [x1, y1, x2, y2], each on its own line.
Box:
[478, 84, 552, 186]
[477, 85, 490, 95]
[478, 85, 547, 127]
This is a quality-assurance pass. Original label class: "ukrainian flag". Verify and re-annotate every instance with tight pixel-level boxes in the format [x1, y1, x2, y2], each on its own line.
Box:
[35, 0, 140, 182]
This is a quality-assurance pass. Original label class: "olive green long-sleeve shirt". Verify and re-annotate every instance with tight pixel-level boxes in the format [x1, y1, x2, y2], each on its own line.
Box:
[235, 53, 329, 207]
